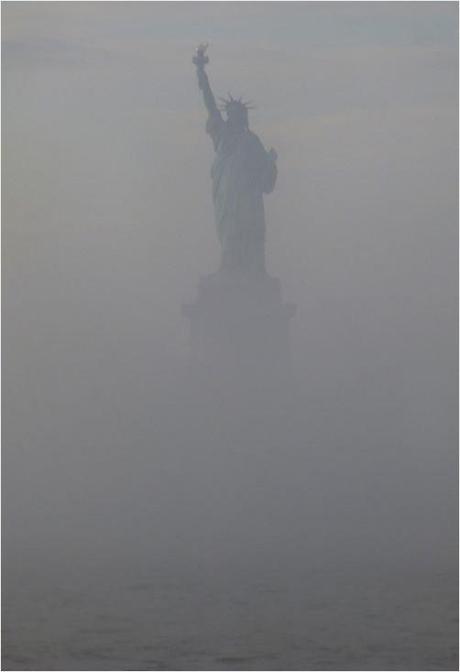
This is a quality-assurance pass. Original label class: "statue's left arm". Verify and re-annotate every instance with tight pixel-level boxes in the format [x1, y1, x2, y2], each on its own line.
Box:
[262, 148, 278, 194]
[248, 133, 278, 193]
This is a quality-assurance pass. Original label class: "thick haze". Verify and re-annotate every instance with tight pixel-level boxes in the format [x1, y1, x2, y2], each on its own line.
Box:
[2, 3, 458, 668]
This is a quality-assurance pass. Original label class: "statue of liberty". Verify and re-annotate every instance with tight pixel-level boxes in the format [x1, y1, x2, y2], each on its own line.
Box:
[193, 44, 278, 274]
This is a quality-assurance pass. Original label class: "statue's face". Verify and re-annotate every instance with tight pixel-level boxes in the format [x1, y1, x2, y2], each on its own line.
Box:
[225, 103, 248, 130]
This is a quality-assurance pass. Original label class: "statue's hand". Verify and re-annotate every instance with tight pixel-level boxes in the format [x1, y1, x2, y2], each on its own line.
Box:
[193, 43, 209, 69]
[268, 148, 278, 162]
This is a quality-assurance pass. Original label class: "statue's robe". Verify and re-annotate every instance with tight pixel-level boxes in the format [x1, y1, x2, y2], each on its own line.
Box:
[206, 114, 277, 272]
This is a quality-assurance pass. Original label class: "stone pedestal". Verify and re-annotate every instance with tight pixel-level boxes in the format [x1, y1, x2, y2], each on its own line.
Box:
[183, 270, 296, 389]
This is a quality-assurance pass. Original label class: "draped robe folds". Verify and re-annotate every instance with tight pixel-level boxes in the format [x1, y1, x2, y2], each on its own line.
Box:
[206, 113, 277, 272]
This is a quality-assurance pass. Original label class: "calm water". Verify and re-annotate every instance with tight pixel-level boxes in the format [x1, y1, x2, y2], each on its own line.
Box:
[3, 564, 457, 670]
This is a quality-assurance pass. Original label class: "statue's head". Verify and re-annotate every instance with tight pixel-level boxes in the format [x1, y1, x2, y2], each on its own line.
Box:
[220, 95, 253, 130]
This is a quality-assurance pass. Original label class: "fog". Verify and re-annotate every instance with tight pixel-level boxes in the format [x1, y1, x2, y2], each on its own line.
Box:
[3, 3, 458, 670]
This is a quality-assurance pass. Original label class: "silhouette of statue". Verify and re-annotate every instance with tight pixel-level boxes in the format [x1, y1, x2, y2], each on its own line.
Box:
[193, 44, 277, 273]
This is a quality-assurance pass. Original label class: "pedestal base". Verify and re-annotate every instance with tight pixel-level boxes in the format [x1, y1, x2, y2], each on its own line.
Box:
[183, 270, 296, 387]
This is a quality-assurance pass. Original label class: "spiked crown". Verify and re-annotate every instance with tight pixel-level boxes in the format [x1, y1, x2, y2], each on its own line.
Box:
[218, 94, 255, 126]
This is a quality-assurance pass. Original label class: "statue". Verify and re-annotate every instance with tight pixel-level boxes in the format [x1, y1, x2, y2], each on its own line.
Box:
[193, 44, 278, 274]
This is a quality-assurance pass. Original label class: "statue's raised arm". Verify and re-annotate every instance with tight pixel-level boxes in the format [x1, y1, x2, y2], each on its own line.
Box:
[193, 44, 223, 148]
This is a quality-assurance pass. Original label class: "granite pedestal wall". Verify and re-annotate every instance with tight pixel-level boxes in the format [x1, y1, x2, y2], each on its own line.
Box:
[183, 270, 296, 393]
